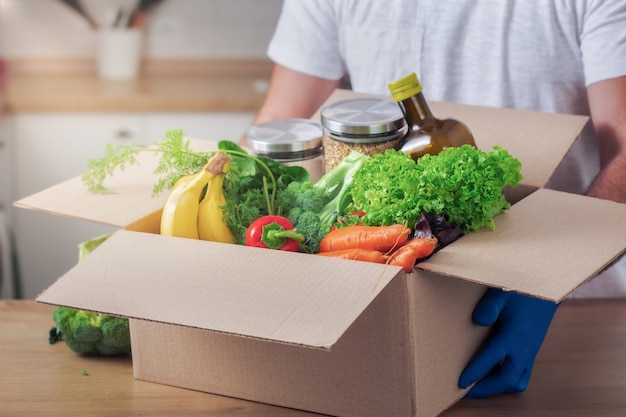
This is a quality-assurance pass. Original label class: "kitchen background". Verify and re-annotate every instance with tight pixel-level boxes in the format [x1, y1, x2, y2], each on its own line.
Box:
[0, 0, 284, 299]
[0, 0, 282, 58]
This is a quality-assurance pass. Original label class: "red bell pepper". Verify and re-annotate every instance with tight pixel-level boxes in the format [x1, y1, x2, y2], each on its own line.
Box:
[245, 215, 305, 252]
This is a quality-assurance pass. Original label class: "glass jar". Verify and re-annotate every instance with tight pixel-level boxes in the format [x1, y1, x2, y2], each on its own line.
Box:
[320, 98, 408, 172]
[244, 119, 324, 182]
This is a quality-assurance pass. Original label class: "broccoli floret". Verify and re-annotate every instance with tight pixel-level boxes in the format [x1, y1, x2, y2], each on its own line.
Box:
[69, 310, 103, 343]
[313, 150, 370, 228]
[48, 234, 131, 356]
[286, 207, 304, 223]
[268, 152, 369, 250]
[272, 181, 330, 253]
[50, 307, 131, 356]
[273, 185, 328, 253]
[97, 315, 131, 355]
[275, 181, 325, 216]
[291, 210, 330, 254]
[293, 182, 325, 214]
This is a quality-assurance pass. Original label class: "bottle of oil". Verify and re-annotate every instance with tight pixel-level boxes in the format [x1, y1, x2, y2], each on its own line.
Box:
[388, 72, 476, 160]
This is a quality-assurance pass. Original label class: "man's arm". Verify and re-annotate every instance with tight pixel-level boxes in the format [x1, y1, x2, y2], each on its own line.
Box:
[586, 75, 626, 203]
[253, 64, 342, 125]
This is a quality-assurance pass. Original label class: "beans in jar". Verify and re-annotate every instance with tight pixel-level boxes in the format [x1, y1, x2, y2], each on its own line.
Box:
[320, 98, 408, 172]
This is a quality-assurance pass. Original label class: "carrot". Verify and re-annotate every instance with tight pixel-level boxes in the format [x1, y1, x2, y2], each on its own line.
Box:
[319, 224, 411, 253]
[317, 248, 388, 264]
[387, 237, 438, 273]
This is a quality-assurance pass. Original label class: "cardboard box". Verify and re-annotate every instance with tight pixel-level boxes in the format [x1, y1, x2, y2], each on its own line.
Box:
[20, 91, 626, 417]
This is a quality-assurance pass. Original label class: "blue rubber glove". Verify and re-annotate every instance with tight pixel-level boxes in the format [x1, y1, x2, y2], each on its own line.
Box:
[458, 288, 559, 398]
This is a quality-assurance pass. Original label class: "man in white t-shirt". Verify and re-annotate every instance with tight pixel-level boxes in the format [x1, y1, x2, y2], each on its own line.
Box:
[251, 0, 626, 398]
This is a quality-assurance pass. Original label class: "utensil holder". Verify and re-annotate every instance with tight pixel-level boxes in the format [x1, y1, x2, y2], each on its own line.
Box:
[97, 29, 143, 80]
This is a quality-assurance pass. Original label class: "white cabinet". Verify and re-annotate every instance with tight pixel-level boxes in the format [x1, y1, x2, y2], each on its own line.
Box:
[10, 111, 254, 299]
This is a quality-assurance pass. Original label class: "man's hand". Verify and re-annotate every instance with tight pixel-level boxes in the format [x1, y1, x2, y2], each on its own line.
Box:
[459, 288, 559, 398]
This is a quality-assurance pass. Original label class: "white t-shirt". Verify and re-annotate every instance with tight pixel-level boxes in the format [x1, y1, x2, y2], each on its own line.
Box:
[268, 0, 626, 298]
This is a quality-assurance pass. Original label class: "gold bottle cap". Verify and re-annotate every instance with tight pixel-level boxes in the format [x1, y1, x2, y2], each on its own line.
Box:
[388, 73, 423, 102]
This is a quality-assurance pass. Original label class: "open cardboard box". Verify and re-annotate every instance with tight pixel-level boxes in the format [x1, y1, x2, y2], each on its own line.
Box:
[20, 90, 626, 417]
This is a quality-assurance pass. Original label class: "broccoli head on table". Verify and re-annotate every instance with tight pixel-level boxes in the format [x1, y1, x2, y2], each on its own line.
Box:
[47, 234, 131, 356]
[49, 307, 131, 356]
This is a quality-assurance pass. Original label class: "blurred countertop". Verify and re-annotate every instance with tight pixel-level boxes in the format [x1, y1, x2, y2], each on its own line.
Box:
[1, 59, 273, 114]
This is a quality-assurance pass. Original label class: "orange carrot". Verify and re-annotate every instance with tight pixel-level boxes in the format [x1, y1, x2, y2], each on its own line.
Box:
[317, 248, 388, 264]
[319, 224, 411, 253]
[387, 237, 438, 272]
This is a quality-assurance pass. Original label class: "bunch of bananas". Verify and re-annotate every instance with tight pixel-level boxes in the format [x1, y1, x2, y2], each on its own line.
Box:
[160, 152, 235, 244]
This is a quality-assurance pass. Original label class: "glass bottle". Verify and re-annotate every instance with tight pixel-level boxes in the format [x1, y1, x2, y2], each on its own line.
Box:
[388, 72, 476, 160]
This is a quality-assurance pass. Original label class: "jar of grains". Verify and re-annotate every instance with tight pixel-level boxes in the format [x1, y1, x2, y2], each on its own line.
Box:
[244, 119, 324, 182]
[320, 97, 408, 172]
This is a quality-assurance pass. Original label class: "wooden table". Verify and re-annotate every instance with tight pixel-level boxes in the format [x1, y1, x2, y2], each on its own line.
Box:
[2, 299, 625, 417]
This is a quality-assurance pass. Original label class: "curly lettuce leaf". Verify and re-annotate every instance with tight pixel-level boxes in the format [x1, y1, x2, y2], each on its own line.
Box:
[349, 145, 523, 233]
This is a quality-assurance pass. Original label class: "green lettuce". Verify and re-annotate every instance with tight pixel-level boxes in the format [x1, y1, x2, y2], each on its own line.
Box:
[349, 145, 523, 233]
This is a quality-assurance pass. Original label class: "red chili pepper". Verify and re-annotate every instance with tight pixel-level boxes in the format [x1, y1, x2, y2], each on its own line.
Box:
[245, 215, 305, 252]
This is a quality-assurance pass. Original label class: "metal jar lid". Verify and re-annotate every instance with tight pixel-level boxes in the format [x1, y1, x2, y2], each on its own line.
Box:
[245, 119, 323, 161]
[320, 97, 407, 137]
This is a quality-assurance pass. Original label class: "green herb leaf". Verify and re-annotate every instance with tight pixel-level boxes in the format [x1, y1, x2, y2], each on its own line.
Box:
[150, 129, 211, 196]
[81, 142, 147, 194]
[81, 129, 212, 196]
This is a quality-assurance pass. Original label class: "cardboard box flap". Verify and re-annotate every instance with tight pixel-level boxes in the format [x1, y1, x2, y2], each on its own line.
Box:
[14, 139, 219, 228]
[418, 188, 626, 302]
[427, 102, 588, 189]
[37, 230, 404, 350]
[316, 90, 590, 189]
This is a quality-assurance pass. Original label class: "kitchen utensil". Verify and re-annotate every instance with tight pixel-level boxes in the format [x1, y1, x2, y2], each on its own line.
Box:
[128, 0, 165, 29]
[57, 0, 99, 30]
[112, 1, 137, 29]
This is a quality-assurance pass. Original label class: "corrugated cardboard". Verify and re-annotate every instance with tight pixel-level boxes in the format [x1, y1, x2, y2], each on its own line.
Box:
[21, 90, 626, 417]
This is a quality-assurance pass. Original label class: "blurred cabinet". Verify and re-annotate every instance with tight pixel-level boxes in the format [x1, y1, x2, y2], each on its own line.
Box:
[0, 118, 11, 214]
[12, 114, 145, 197]
[11, 113, 143, 299]
[10, 111, 253, 299]
[144, 112, 254, 143]
[0, 117, 14, 299]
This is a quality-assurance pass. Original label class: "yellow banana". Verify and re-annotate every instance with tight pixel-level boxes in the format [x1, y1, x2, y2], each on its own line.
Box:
[172, 173, 195, 189]
[160, 156, 219, 239]
[197, 152, 235, 243]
